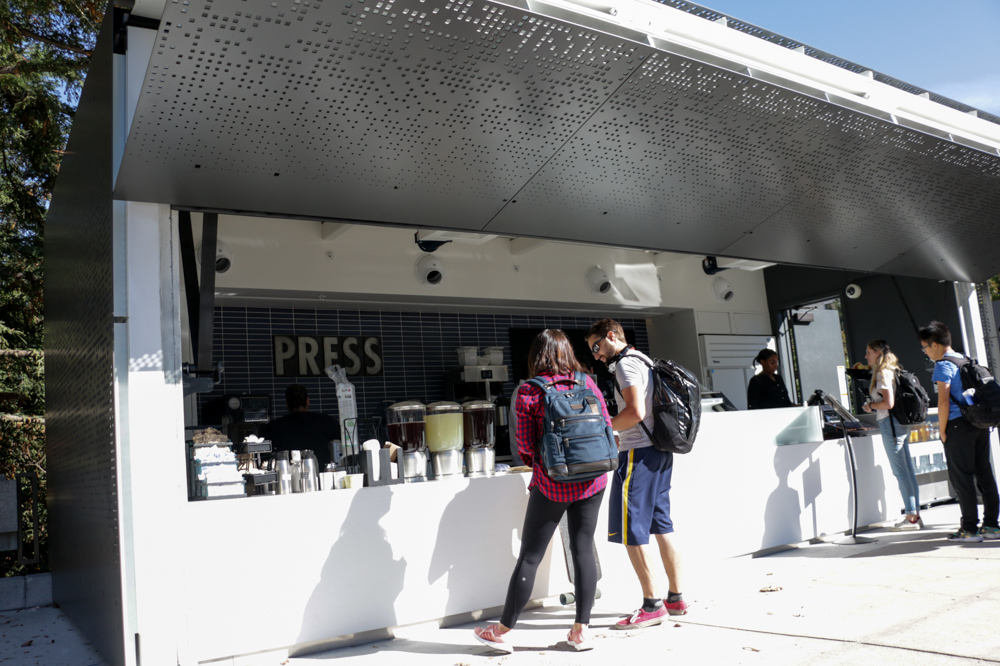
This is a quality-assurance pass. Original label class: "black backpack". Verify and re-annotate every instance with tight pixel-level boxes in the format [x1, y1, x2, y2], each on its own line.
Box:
[617, 351, 701, 454]
[527, 372, 619, 482]
[944, 357, 1000, 429]
[889, 368, 929, 426]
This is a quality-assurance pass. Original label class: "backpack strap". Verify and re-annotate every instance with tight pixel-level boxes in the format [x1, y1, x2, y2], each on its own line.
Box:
[526, 374, 585, 392]
[940, 356, 970, 406]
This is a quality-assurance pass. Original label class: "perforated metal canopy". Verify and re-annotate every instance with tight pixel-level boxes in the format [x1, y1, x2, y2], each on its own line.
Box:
[114, 0, 1000, 282]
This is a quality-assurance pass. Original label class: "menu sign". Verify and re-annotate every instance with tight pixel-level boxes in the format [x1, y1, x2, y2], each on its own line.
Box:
[273, 335, 383, 377]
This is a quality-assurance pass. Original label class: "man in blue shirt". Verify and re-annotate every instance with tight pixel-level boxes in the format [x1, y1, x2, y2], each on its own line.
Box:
[918, 321, 1000, 542]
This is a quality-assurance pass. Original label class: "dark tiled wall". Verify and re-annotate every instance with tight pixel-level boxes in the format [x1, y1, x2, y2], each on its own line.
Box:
[198, 307, 649, 425]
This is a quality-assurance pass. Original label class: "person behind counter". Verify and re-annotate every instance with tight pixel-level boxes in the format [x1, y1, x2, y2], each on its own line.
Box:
[746, 349, 793, 410]
[860, 340, 922, 530]
[473, 329, 611, 653]
[261, 384, 338, 470]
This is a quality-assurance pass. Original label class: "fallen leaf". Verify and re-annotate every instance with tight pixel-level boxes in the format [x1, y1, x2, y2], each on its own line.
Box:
[759, 585, 783, 593]
[743, 647, 760, 652]
[21, 640, 33, 647]
[673, 623, 682, 627]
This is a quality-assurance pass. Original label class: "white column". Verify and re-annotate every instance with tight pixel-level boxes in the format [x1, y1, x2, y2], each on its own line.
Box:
[122, 202, 191, 665]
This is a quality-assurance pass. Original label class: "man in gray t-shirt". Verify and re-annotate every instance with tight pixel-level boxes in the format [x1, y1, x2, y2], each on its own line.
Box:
[587, 318, 687, 629]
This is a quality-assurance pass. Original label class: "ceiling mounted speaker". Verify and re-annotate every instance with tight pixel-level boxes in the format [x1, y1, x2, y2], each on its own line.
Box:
[415, 254, 445, 286]
[585, 266, 611, 294]
[712, 277, 734, 302]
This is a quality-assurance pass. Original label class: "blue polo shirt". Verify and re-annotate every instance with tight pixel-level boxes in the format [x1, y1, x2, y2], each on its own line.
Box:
[931, 351, 966, 421]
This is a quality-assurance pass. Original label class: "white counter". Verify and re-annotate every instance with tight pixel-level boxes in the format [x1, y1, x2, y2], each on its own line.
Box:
[179, 406, 912, 664]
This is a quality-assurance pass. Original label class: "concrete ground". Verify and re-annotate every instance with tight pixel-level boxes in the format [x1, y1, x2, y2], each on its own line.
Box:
[4, 502, 1000, 665]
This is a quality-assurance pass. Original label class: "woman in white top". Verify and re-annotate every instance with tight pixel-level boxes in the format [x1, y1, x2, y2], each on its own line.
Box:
[861, 340, 922, 530]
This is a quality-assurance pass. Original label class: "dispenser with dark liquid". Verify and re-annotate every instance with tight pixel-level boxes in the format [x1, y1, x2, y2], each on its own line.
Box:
[462, 399, 495, 478]
[386, 401, 427, 482]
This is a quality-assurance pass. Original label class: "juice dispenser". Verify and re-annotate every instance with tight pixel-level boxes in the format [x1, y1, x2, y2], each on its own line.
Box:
[386, 400, 427, 482]
[462, 400, 495, 478]
[425, 401, 464, 478]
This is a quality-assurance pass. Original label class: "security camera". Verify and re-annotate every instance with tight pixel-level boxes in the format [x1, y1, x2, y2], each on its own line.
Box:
[845, 283, 862, 299]
[711, 277, 734, 302]
[415, 254, 445, 286]
[196, 240, 234, 273]
[585, 266, 611, 294]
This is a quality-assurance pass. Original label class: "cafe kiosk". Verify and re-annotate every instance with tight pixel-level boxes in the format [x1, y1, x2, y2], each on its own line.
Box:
[43, 0, 1000, 664]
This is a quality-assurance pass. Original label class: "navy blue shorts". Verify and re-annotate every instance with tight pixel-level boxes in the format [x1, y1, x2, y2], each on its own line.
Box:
[608, 446, 673, 546]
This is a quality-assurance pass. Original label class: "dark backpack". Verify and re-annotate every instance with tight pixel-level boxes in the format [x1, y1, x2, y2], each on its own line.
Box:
[889, 369, 929, 426]
[527, 372, 618, 482]
[944, 357, 1000, 429]
[618, 352, 701, 454]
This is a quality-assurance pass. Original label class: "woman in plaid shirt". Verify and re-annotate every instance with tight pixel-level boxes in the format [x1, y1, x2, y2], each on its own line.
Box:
[474, 329, 612, 653]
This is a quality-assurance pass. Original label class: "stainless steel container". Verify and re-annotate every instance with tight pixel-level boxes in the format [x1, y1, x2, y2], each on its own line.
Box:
[274, 451, 293, 495]
[463, 447, 495, 478]
[301, 452, 319, 492]
[290, 450, 303, 492]
[431, 449, 463, 478]
[402, 450, 428, 483]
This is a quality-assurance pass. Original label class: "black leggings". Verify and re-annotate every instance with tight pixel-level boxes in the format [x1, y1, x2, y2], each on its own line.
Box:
[501, 486, 605, 627]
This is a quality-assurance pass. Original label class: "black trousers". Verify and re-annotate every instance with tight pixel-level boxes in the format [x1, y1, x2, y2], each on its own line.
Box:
[500, 486, 605, 627]
[943, 418, 1000, 532]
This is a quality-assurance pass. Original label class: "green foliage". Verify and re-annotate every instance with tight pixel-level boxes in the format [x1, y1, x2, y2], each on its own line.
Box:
[989, 276, 1000, 301]
[1, 0, 106, 575]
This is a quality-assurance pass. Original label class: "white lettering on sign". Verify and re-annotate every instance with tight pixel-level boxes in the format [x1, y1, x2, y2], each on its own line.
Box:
[272, 335, 383, 377]
[274, 336, 296, 376]
[364, 337, 383, 375]
[298, 336, 320, 376]
[342, 336, 361, 375]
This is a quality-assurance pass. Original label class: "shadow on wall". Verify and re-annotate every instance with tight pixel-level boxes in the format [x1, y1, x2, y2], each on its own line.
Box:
[297, 488, 406, 648]
[428, 482, 524, 617]
[762, 443, 820, 550]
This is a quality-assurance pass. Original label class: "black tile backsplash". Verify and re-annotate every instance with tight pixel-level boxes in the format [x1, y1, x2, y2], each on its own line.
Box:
[198, 307, 649, 426]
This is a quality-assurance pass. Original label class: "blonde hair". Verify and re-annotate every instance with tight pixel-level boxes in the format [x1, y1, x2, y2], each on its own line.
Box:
[867, 340, 901, 393]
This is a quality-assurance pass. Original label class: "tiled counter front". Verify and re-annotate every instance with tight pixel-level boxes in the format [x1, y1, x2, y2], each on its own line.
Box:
[198, 307, 649, 423]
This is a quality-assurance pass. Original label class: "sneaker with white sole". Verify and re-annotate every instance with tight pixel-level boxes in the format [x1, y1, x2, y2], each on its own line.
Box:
[473, 625, 513, 654]
[947, 529, 984, 543]
[664, 598, 689, 615]
[613, 605, 668, 629]
[567, 627, 593, 651]
[980, 526, 1000, 540]
[889, 516, 923, 531]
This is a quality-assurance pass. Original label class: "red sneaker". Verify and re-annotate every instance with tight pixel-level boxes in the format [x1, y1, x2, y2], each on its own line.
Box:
[473, 625, 513, 653]
[664, 598, 688, 615]
[613, 605, 668, 629]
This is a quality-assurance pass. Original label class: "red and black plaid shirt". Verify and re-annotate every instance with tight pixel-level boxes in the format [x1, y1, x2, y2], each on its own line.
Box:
[515, 372, 612, 503]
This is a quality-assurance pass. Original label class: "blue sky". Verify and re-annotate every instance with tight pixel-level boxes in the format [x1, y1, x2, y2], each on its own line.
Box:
[699, 0, 1000, 116]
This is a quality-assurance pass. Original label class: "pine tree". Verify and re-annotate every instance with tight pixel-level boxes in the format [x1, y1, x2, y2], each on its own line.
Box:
[1, 0, 106, 575]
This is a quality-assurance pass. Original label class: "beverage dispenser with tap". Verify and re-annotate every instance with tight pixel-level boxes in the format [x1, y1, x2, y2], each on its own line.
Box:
[462, 400, 495, 477]
[425, 401, 464, 478]
[386, 400, 428, 482]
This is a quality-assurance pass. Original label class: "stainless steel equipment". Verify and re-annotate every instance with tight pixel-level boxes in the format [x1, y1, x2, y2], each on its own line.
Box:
[462, 399, 495, 478]
[301, 451, 319, 492]
[387, 400, 428, 483]
[274, 451, 293, 495]
[426, 401, 463, 479]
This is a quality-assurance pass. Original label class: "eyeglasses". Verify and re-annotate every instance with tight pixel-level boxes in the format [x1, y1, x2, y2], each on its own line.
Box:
[920, 344, 931, 351]
[591, 333, 608, 354]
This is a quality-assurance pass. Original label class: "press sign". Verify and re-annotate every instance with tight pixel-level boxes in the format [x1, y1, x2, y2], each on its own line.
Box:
[273, 335, 383, 377]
